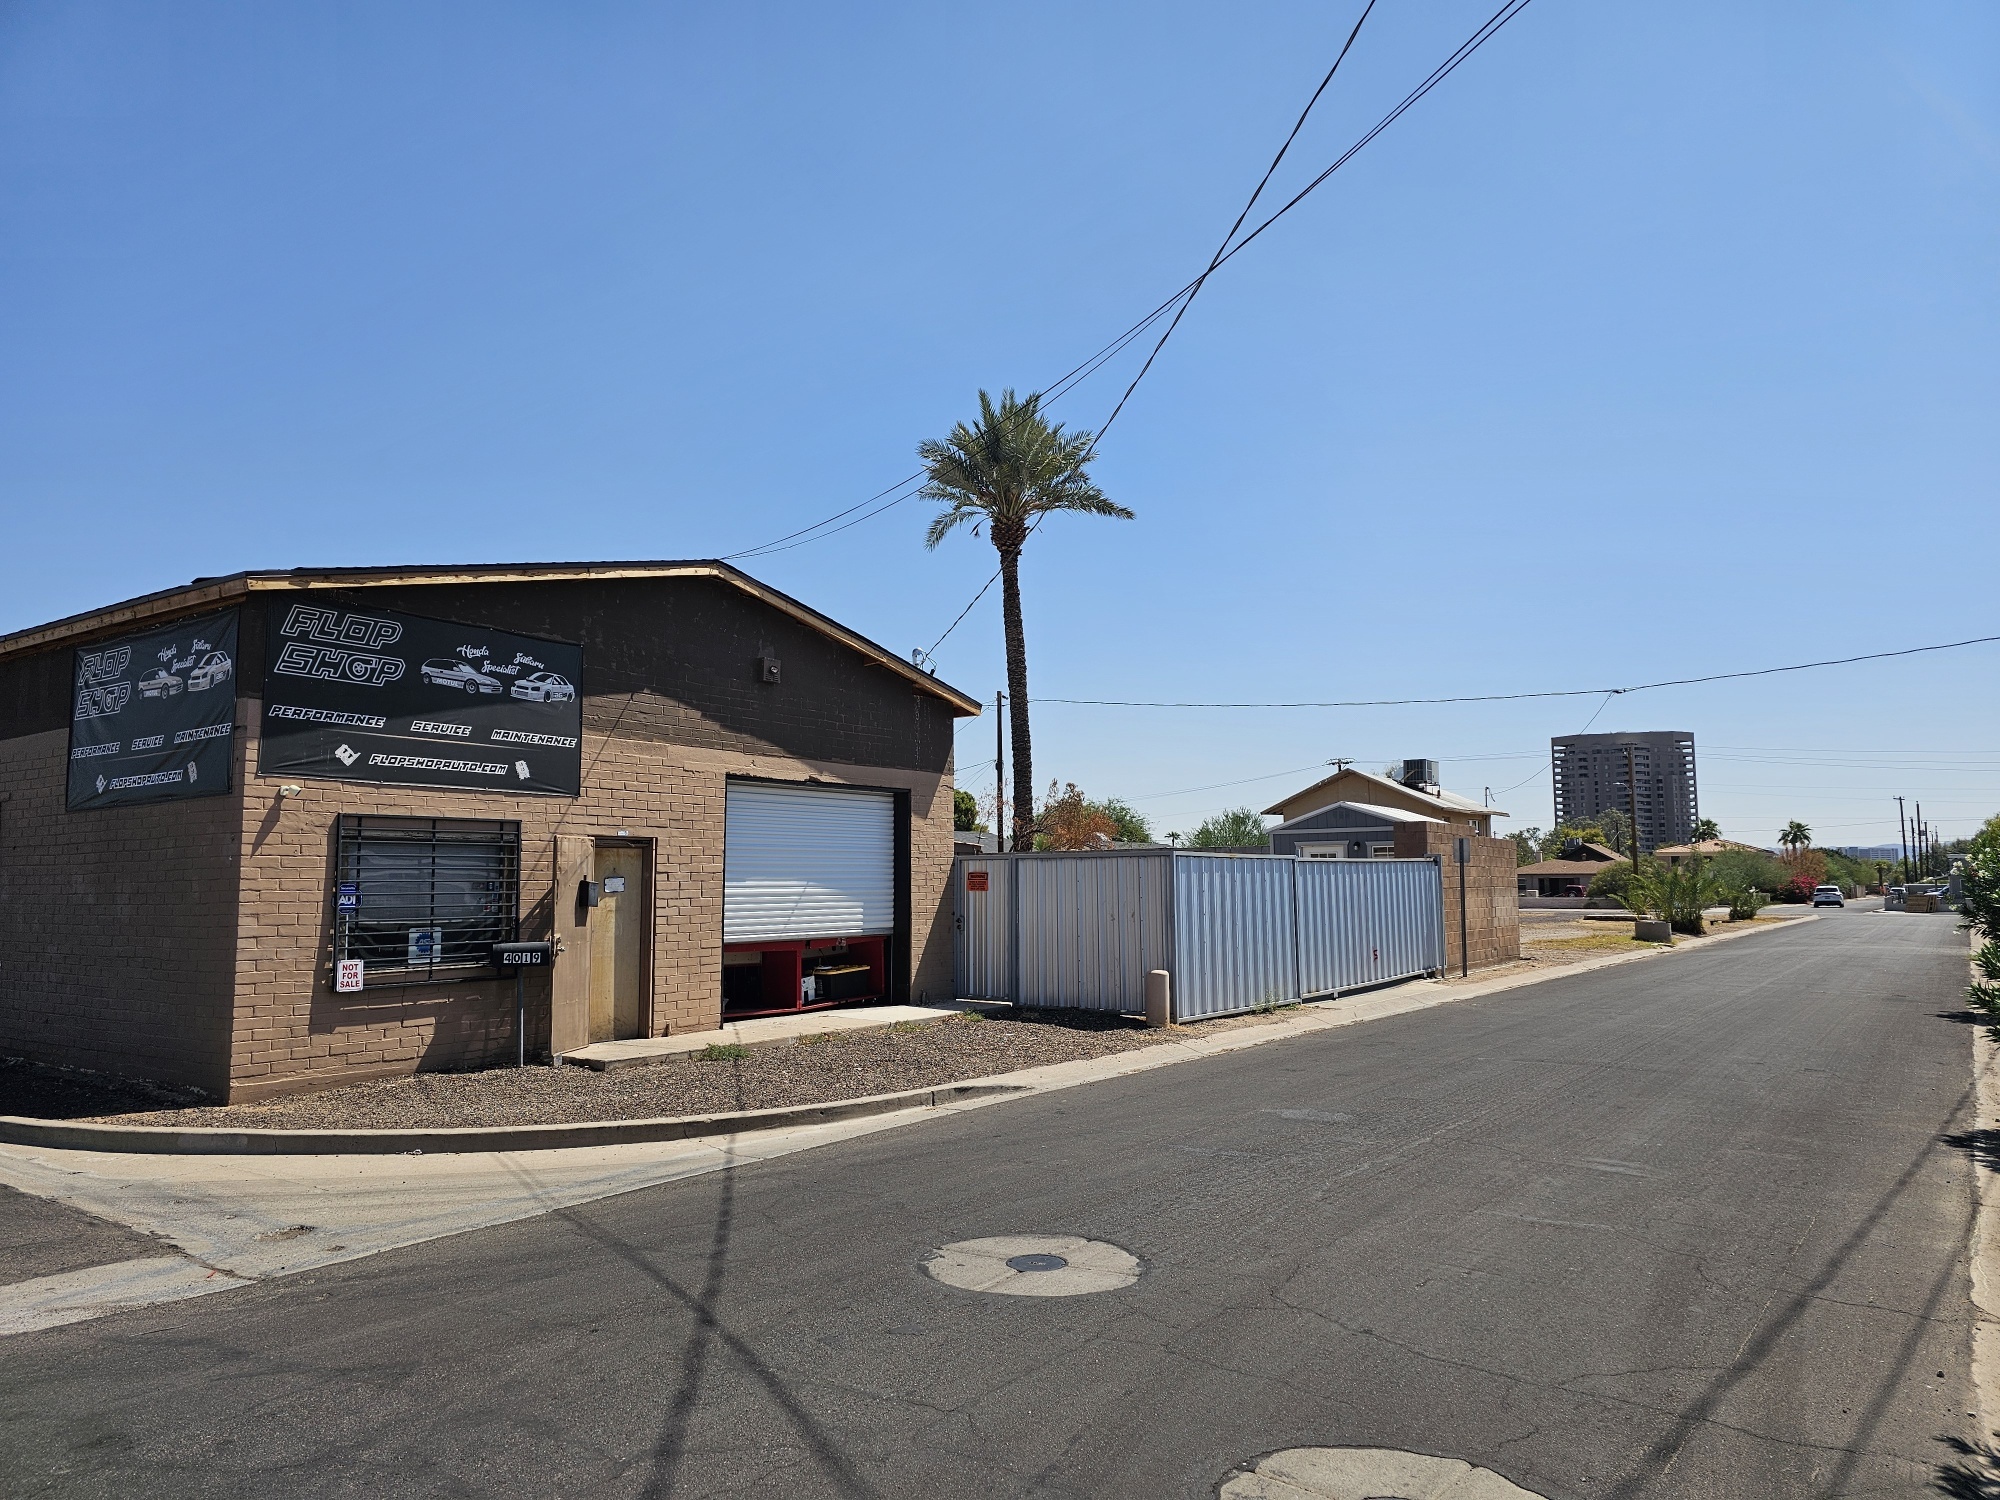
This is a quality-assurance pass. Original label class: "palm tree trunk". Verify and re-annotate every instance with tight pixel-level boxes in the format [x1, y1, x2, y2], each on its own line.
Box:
[997, 544, 1035, 852]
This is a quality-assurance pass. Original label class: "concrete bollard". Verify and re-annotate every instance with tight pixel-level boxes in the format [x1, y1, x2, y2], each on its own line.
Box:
[1145, 969, 1171, 1029]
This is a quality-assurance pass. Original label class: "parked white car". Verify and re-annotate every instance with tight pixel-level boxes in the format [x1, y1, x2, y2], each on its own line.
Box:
[1811, 884, 1844, 907]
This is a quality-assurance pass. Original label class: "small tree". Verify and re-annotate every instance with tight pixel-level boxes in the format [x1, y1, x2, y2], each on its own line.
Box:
[1190, 807, 1270, 850]
[1508, 828, 1544, 866]
[1692, 817, 1721, 844]
[1593, 807, 1634, 856]
[1093, 797, 1153, 845]
[953, 788, 986, 833]
[1037, 782, 1118, 851]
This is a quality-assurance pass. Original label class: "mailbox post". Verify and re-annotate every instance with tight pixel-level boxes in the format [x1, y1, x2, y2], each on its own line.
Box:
[492, 942, 555, 1067]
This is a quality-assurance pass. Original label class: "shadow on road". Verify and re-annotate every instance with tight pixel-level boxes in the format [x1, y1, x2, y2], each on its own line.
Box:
[1607, 1077, 1978, 1499]
[519, 1053, 882, 1500]
[1942, 1129, 2000, 1173]
[1936, 1435, 2000, 1497]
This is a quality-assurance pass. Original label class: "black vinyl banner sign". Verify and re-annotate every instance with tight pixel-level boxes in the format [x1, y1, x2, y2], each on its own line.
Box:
[67, 610, 239, 811]
[258, 603, 583, 796]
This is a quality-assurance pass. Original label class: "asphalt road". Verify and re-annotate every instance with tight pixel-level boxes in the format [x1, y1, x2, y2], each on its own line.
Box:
[2, 909, 1982, 1499]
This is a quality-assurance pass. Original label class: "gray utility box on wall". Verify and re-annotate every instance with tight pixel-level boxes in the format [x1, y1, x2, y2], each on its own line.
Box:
[951, 850, 1446, 1022]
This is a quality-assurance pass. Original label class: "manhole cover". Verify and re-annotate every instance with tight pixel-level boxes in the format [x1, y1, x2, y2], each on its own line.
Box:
[924, 1236, 1139, 1297]
[1219, 1447, 1545, 1499]
[1006, 1252, 1070, 1272]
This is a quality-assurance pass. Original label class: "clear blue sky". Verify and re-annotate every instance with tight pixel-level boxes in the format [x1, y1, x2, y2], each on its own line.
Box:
[3, 2, 1994, 846]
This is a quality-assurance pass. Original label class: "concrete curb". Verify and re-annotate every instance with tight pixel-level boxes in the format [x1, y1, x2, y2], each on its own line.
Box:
[0, 907, 1822, 1160]
[0, 1082, 1028, 1157]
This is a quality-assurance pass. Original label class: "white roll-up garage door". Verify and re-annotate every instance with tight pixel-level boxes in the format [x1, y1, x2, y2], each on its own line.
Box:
[723, 781, 895, 943]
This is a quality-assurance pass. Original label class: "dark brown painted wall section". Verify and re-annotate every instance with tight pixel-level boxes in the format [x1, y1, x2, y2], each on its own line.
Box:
[245, 577, 956, 775]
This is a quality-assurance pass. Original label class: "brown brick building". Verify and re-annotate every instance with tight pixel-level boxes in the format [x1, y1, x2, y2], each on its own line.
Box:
[0, 562, 979, 1102]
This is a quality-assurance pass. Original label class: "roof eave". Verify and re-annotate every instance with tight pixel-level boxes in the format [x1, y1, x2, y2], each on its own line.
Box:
[0, 561, 983, 715]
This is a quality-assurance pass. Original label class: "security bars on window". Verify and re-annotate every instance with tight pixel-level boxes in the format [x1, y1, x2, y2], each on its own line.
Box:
[333, 815, 521, 987]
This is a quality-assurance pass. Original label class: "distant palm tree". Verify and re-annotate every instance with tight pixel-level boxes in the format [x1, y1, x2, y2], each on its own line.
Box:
[1779, 820, 1812, 862]
[1692, 817, 1721, 845]
[921, 389, 1133, 851]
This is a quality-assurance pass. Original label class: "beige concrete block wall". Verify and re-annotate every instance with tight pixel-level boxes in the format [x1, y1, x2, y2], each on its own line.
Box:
[1395, 821, 1522, 971]
[0, 726, 244, 1096]
[228, 702, 952, 1102]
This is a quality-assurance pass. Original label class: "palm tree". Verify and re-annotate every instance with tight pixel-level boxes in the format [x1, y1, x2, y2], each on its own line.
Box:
[921, 389, 1133, 851]
[1778, 820, 1812, 863]
[1691, 817, 1721, 845]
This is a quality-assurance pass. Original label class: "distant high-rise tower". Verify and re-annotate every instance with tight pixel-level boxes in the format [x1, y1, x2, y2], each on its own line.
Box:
[1550, 731, 1698, 853]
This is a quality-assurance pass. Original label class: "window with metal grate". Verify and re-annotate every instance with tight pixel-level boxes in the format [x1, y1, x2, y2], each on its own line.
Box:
[332, 815, 520, 988]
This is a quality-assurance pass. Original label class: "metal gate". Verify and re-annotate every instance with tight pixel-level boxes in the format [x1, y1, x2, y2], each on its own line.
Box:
[952, 850, 1445, 1021]
[1292, 857, 1446, 998]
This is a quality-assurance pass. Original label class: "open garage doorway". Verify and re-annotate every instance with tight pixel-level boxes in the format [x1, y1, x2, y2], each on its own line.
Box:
[721, 779, 898, 1018]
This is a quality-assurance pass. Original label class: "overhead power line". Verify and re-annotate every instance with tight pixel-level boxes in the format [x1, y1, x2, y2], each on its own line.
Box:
[721, 8, 1382, 569]
[1034, 631, 2000, 710]
[924, 0, 1536, 660]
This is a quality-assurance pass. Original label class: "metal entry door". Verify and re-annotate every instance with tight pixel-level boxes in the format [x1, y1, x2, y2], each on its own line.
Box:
[588, 844, 647, 1042]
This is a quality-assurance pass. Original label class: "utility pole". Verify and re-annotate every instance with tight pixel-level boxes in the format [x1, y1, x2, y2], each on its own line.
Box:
[1625, 744, 1641, 870]
[994, 691, 1006, 853]
[1896, 796, 1909, 885]
[1916, 802, 1926, 880]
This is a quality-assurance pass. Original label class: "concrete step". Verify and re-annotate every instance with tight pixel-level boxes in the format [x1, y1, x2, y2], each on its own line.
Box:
[561, 1000, 1005, 1072]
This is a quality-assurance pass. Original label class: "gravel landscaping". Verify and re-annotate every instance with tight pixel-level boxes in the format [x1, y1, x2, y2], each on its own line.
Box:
[3, 1009, 1220, 1131]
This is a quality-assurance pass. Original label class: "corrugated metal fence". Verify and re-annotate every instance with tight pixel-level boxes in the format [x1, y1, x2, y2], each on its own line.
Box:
[954, 851, 1445, 1021]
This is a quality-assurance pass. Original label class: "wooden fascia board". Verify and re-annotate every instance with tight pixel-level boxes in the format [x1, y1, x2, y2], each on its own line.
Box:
[0, 563, 983, 715]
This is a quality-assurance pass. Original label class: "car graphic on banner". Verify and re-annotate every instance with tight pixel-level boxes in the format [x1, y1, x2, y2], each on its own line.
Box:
[261, 603, 582, 796]
[509, 671, 574, 703]
[137, 668, 184, 698]
[188, 650, 233, 691]
[66, 610, 239, 811]
[420, 658, 505, 694]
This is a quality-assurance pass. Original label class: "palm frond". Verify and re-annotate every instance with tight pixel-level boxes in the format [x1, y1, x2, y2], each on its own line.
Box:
[915, 386, 1133, 546]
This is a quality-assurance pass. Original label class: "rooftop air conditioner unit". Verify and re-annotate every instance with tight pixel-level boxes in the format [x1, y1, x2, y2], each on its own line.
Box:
[1401, 759, 1439, 791]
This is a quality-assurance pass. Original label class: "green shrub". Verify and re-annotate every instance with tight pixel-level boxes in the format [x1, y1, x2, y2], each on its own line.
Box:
[699, 1042, 751, 1061]
[1724, 886, 1769, 921]
[1587, 863, 1640, 908]
[1630, 857, 1725, 935]
[1965, 817, 2000, 1021]
[1706, 849, 1789, 894]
